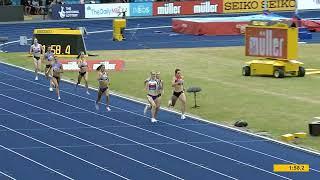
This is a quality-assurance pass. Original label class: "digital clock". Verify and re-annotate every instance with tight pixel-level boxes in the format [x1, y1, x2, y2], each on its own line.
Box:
[273, 164, 309, 172]
[33, 28, 87, 57]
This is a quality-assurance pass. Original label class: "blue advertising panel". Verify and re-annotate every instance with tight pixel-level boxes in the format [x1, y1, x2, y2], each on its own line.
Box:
[52, 4, 85, 20]
[130, 2, 152, 17]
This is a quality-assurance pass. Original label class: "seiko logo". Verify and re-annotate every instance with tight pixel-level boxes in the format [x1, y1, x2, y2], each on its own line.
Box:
[264, 0, 295, 8]
[193, 2, 218, 13]
[157, 3, 181, 15]
[225, 1, 258, 10]
[36, 30, 54, 33]
[225, 0, 295, 10]
[248, 30, 284, 57]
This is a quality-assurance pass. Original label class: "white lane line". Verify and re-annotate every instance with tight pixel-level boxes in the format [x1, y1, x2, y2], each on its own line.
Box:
[0, 25, 172, 46]
[0, 139, 271, 151]
[0, 106, 184, 179]
[87, 26, 171, 34]
[0, 144, 74, 180]
[0, 82, 292, 180]
[0, 87, 75, 92]
[0, 123, 210, 132]
[0, 111, 87, 116]
[0, 106, 184, 180]
[0, 112, 130, 180]
[0, 171, 16, 180]
[12, 73, 316, 172]
[0, 93, 235, 180]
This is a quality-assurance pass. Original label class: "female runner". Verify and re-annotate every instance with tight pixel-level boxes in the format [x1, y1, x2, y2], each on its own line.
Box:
[95, 65, 111, 111]
[168, 69, 186, 119]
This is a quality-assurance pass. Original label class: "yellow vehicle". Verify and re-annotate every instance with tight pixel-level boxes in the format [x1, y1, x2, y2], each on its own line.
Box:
[242, 59, 305, 78]
[242, 21, 305, 78]
[113, 19, 126, 41]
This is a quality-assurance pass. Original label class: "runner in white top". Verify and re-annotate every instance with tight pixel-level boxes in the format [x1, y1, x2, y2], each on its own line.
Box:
[95, 65, 111, 111]
[145, 71, 161, 123]
[51, 56, 63, 100]
[43, 46, 55, 91]
[29, 38, 43, 81]
[144, 71, 163, 119]
[75, 52, 90, 95]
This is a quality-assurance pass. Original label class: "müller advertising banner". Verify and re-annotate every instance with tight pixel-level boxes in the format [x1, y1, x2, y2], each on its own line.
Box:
[223, 0, 296, 13]
[59, 60, 125, 71]
[153, 0, 223, 16]
[245, 27, 293, 59]
[297, 0, 320, 10]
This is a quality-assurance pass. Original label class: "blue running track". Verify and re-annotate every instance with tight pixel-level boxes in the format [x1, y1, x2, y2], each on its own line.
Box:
[0, 62, 319, 179]
[1, 11, 320, 180]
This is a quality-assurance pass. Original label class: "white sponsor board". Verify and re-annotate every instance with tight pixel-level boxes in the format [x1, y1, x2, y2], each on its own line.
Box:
[157, 3, 181, 15]
[193, 2, 218, 14]
[297, 0, 320, 10]
[85, 3, 130, 18]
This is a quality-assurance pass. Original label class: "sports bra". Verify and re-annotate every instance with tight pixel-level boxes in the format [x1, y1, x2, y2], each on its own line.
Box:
[52, 63, 61, 72]
[78, 61, 88, 68]
[99, 72, 109, 82]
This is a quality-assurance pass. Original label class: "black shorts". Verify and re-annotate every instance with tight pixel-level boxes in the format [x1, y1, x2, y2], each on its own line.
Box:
[79, 72, 86, 77]
[173, 91, 184, 98]
[99, 87, 108, 93]
[148, 94, 161, 100]
[34, 56, 40, 60]
[46, 64, 52, 69]
[53, 76, 60, 84]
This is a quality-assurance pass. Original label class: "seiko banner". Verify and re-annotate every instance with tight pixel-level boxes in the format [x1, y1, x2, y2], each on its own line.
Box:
[297, 0, 320, 10]
[85, 3, 130, 18]
[52, 4, 85, 20]
[153, 0, 223, 16]
[223, 0, 296, 13]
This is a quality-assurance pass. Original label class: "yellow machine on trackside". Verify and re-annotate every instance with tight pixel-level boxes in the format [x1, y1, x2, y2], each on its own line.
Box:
[113, 19, 126, 41]
[242, 21, 305, 78]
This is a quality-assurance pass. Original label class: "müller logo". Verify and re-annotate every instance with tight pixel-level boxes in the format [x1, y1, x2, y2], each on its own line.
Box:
[193, 2, 218, 13]
[157, 3, 181, 15]
[248, 29, 285, 57]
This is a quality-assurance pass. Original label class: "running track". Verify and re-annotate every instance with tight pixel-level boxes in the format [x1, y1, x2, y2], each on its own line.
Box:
[1, 11, 320, 180]
[0, 62, 319, 179]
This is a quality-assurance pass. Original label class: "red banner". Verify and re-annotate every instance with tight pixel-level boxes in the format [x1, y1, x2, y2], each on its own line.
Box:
[153, 0, 223, 16]
[245, 27, 288, 59]
[59, 60, 125, 71]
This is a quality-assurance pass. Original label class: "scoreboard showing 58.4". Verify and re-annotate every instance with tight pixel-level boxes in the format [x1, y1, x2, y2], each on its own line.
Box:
[33, 28, 87, 57]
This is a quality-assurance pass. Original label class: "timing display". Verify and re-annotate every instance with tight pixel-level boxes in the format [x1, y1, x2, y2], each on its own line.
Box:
[33, 28, 86, 57]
